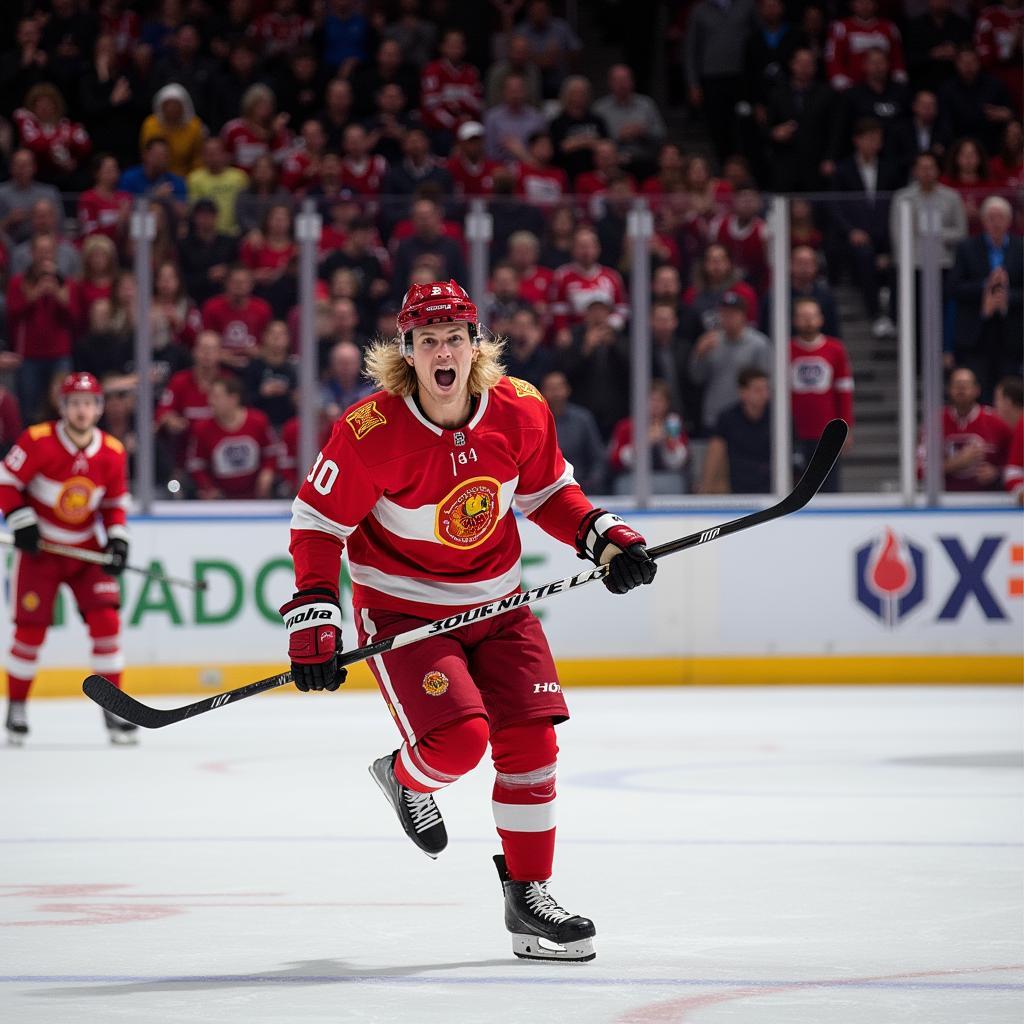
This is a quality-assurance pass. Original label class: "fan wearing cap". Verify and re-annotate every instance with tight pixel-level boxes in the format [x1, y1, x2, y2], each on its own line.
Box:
[0, 372, 135, 746]
[446, 121, 501, 197]
[280, 280, 656, 962]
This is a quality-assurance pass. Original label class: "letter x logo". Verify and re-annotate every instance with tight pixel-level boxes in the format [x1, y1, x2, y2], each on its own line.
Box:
[936, 537, 1006, 621]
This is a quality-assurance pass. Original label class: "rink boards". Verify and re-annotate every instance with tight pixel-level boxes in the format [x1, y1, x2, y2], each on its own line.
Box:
[3, 507, 1021, 694]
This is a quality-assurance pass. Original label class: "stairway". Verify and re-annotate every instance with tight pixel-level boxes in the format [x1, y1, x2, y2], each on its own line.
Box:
[834, 284, 903, 493]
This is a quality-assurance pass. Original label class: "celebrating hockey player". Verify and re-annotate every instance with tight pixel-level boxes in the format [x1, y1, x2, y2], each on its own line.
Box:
[281, 280, 656, 962]
[0, 372, 134, 746]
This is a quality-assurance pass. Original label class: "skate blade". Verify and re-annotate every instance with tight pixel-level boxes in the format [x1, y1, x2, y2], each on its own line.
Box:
[367, 763, 441, 860]
[6, 731, 26, 748]
[108, 731, 139, 746]
[511, 934, 596, 962]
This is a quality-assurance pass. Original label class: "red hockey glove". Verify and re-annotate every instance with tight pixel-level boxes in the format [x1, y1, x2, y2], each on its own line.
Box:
[575, 508, 658, 596]
[279, 589, 348, 692]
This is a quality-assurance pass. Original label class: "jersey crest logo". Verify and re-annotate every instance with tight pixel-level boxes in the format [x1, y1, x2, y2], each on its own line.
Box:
[434, 476, 501, 550]
[55, 476, 97, 525]
[346, 401, 387, 440]
[422, 670, 450, 696]
[508, 377, 543, 401]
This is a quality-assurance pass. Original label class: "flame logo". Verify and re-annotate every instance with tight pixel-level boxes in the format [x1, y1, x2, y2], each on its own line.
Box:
[855, 528, 926, 628]
[869, 528, 913, 598]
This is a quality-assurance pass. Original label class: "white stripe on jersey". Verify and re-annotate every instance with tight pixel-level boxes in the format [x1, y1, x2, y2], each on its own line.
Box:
[290, 495, 358, 540]
[28, 473, 107, 510]
[0, 465, 24, 489]
[514, 461, 577, 516]
[38, 521, 97, 544]
[349, 560, 521, 607]
[370, 477, 518, 544]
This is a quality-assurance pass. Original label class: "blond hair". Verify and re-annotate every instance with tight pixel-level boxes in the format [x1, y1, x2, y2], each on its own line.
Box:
[364, 333, 506, 397]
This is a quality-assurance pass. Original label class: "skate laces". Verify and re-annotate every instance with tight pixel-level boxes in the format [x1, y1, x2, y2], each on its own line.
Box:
[403, 788, 442, 833]
[524, 882, 573, 923]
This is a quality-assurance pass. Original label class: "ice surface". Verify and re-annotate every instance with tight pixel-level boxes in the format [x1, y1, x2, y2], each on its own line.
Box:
[0, 686, 1021, 1023]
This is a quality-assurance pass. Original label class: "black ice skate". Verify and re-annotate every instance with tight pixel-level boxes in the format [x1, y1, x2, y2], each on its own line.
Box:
[6, 701, 28, 747]
[493, 855, 596, 962]
[369, 751, 447, 858]
[103, 710, 139, 746]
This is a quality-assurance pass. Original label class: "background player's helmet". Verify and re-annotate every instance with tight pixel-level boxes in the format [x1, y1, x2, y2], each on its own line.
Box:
[397, 280, 479, 355]
[59, 372, 104, 413]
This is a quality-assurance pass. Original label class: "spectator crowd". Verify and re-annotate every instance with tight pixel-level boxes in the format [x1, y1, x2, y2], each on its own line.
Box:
[0, 0, 1020, 499]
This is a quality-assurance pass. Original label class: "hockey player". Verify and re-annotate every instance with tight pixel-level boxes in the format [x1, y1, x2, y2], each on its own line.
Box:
[0, 372, 134, 745]
[281, 280, 656, 962]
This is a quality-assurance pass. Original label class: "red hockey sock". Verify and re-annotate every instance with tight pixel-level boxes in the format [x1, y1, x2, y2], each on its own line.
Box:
[491, 719, 559, 881]
[393, 714, 490, 793]
[7, 625, 47, 702]
[87, 609, 123, 688]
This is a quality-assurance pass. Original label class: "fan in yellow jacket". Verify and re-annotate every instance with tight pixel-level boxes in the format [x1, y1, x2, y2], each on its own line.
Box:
[139, 84, 205, 177]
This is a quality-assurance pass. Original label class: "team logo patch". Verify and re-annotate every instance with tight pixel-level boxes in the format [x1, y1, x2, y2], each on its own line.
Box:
[422, 670, 449, 696]
[508, 376, 543, 401]
[434, 476, 501, 550]
[346, 401, 387, 440]
[21, 592, 40, 612]
[55, 476, 97, 524]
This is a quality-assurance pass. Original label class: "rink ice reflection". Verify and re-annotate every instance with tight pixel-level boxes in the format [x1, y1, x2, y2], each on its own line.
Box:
[0, 686, 1021, 1023]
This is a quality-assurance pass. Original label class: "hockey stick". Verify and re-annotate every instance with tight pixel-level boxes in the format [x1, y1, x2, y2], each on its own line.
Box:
[0, 535, 208, 592]
[83, 418, 848, 728]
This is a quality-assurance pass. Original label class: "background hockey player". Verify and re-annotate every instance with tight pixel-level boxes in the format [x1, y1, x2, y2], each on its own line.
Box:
[0, 372, 134, 745]
[280, 280, 656, 962]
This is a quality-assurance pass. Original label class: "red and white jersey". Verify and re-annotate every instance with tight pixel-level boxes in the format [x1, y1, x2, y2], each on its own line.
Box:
[201, 295, 274, 358]
[930, 404, 1013, 491]
[549, 262, 629, 332]
[13, 109, 91, 177]
[420, 59, 483, 133]
[1004, 417, 1023, 498]
[975, 5, 1024, 66]
[446, 154, 499, 197]
[515, 163, 569, 206]
[519, 265, 554, 312]
[220, 119, 292, 171]
[0, 421, 128, 547]
[789, 336, 855, 441]
[289, 376, 593, 618]
[77, 189, 130, 241]
[101, 8, 140, 61]
[711, 214, 771, 294]
[340, 154, 388, 197]
[825, 17, 907, 90]
[248, 11, 313, 56]
[187, 409, 276, 499]
[156, 370, 215, 428]
[279, 146, 319, 192]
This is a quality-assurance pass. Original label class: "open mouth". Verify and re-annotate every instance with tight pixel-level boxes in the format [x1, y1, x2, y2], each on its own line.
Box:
[434, 368, 456, 390]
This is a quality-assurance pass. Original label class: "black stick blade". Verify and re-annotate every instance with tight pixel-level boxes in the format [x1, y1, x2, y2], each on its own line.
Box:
[82, 674, 178, 729]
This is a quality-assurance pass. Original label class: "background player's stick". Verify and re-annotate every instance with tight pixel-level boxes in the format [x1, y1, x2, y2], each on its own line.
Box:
[83, 418, 848, 728]
[0, 535, 208, 592]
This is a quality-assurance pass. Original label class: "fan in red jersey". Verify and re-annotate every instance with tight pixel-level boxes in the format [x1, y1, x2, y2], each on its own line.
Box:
[919, 367, 1013, 491]
[790, 298, 855, 492]
[281, 279, 656, 963]
[0, 373, 135, 746]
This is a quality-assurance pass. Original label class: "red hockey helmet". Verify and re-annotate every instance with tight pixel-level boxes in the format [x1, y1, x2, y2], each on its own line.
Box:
[59, 372, 103, 399]
[396, 280, 479, 354]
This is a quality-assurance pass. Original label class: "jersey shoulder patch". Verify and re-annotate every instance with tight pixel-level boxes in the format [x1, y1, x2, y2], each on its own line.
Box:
[345, 399, 388, 441]
[103, 434, 125, 455]
[28, 423, 53, 441]
[506, 376, 544, 402]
